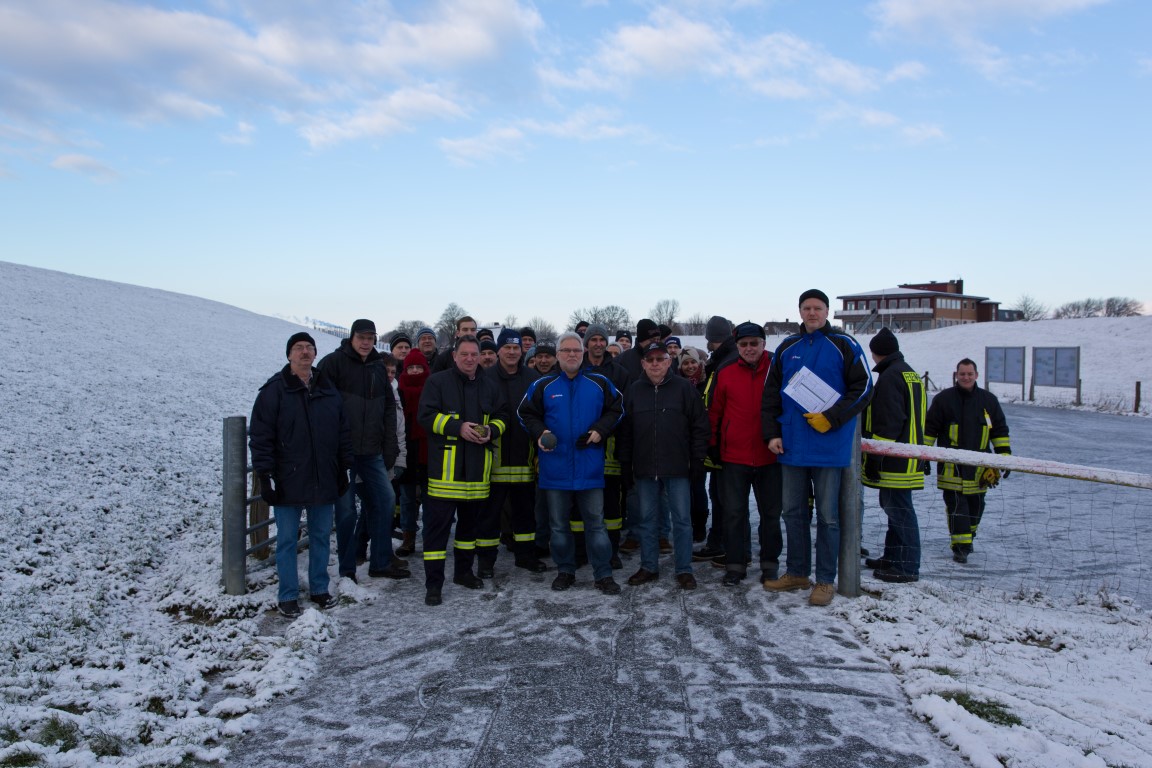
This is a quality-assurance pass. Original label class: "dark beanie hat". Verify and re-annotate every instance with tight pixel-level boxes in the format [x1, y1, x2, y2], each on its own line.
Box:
[705, 315, 732, 343]
[497, 327, 521, 348]
[869, 327, 899, 357]
[390, 332, 412, 348]
[480, 339, 498, 353]
[657, 323, 672, 338]
[798, 289, 830, 308]
[286, 332, 316, 358]
[476, 327, 495, 342]
[733, 321, 765, 341]
[519, 326, 536, 341]
[350, 318, 376, 335]
[635, 318, 660, 343]
[585, 323, 610, 342]
[615, 330, 631, 341]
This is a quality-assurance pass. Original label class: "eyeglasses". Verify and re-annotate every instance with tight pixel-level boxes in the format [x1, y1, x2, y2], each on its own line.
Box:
[644, 355, 670, 363]
[558, 348, 583, 355]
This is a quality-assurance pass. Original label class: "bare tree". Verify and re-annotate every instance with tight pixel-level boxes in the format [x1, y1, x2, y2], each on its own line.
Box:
[649, 299, 680, 327]
[1053, 298, 1104, 319]
[503, 314, 518, 328]
[569, 305, 632, 331]
[679, 312, 708, 335]
[436, 302, 469, 342]
[1014, 294, 1049, 321]
[387, 320, 429, 340]
[524, 316, 558, 341]
[1104, 297, 1143, 317]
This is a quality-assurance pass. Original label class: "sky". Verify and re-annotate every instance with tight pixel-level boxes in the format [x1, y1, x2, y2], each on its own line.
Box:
[2, 0, 1150, 333]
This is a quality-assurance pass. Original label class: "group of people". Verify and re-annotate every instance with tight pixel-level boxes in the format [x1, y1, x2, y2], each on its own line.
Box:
[248, 289, 1011, 617]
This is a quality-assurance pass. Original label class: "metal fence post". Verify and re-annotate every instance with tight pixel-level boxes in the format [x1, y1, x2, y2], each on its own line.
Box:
[222, 416, 248, 596]
[838, 419, 862, 598]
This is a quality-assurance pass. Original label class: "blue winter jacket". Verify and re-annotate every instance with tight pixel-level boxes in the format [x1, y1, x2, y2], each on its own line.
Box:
[517, 371, 624, 491]
[762, 323, 873, 468]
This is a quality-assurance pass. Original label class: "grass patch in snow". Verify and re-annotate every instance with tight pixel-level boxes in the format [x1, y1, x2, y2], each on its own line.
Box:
[35, 716, 79, 751]
[939, 692, 1022, 728]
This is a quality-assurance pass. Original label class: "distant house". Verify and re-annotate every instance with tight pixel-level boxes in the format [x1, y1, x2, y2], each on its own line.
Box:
[836, 280, 1000, 334]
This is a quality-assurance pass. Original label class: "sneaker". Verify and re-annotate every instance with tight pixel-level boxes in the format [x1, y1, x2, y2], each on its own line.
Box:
[594, 577, 622, 595]
[809, 582, 835, 606]
[514, 559, 548, 573]
[369, 564, 411, 579]
[675, 573, 698, 590]
[609, 554, 623, 570]
[309, 593, 338, 610]
[453, 572, 484, 589]
[692, 546, 724, 561]
[627, 568, 658, 586]
[425, 587, 442, 606]
[721, 571, 744, 586]
[763, 573, 812, 592]
[619, 538, 640, 553]
[952, 550, 968, 564]
[551, 572, 576, 591]
[874, 569, 920, 584]
[277, 600, 301, 618]
[477, 565, 495, 579]
[863, 557, 889, 570]
[658, 538, 673, 554]
[710, 554, 728, 568]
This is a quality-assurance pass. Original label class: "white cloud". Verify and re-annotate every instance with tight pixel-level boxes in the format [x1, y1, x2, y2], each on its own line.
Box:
[819, 103, 946, 143]
[886, 61, 930, 82]
[50, 153, 119, 181]
[298, 86, 468, 147]
[219, 121, 256, 145]
[871, 0, 1111, 35]
[439, 126, 526, 165]
[902, 122, 947, 142]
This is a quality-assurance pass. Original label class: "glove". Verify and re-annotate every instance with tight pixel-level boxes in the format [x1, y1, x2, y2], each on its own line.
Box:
[259, 474, 282, 505]
[863, 455, 881, 483]
[391, 465, 407, 484]
[707, 446, 722, 466]
[979, 467, 1001, 489]
[803, 412, 832, 433]
[337, 468, 351, 497]
[1003, 470, 1012, 479]
[921, 461, 932, 476]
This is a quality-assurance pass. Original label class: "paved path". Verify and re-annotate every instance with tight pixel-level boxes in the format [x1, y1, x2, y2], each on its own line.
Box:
[228, 557, 966, 768]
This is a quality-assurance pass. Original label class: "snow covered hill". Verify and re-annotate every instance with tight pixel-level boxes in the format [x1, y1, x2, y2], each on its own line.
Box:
[1, 260, 1150, 767]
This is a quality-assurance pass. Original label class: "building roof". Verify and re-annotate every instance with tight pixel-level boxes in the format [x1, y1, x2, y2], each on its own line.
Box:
[837, 286, 990, 301]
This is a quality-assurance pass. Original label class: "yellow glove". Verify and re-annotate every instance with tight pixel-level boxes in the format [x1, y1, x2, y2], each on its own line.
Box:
[803, 412, 832, 433]
[979, 467, 1001, 489]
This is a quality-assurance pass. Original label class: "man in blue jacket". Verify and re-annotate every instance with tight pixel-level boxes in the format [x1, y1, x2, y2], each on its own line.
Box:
[250, 332, 354, 618]
[518, 332, 624, 595]
[762, 290, 873, 606]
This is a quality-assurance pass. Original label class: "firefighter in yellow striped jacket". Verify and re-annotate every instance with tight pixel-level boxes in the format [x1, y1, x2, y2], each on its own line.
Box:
[861, 328, 925, 582]
[416, 336, 511, 606]
[923, 357, 1011, 564]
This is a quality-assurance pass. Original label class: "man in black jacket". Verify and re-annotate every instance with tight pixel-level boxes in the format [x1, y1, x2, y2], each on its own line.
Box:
[318, 319, 407, 582]
[617, 341, 710, 590]
[250, 332, 354, 618]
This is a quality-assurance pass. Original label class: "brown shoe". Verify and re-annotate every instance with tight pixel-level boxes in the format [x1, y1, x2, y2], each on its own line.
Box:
[619, 538, 640, 552]
[658, 538, 673, 554]
[675, 573, 698, 590]
[809, 582, 835, 606]
[396, 531, 417, 557]
[762, 573, 812, 592]
[627, 568, 659, 586]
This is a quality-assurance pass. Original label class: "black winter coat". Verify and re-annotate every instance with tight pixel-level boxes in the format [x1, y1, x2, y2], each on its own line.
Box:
[318, 339, 398, 464]
[618, 374, 710, 478]
[249, 366, 353, 505]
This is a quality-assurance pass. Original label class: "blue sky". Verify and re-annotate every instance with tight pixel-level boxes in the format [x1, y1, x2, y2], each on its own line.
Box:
[2, 0, 1149, 333]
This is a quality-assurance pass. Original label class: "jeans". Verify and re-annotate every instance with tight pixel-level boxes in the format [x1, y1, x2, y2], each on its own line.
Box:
[634, 477, 693, 575]
[721, 463, 783, 576]
[879, 487, 920, 576]
[273, 504, 334, 603]
[335, 454, 395, 576]
[782, 465, 842, 585]
[547, 488, 612, 580]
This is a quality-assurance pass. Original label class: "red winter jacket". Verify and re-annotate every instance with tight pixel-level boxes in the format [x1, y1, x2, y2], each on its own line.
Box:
[709, 352, 777, 467]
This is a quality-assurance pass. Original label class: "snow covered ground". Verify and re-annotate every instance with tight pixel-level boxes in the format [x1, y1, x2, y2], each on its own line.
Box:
[1, 260, 1150, 767]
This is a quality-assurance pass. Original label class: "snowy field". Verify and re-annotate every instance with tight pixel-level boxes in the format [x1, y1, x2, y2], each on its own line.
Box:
[1, 260, 1150, 767]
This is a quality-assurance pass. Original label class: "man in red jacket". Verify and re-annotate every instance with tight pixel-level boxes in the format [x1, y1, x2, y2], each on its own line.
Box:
[708, 321, 783, 586]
